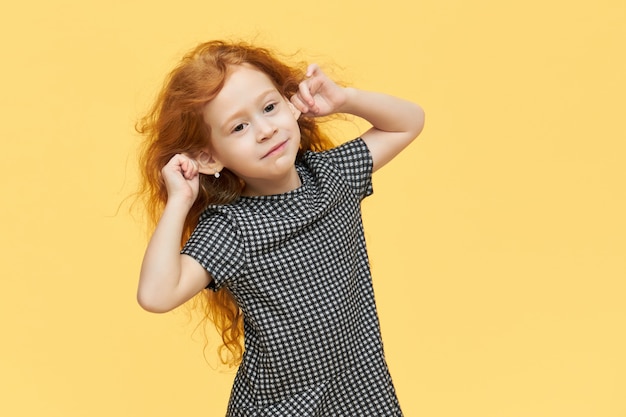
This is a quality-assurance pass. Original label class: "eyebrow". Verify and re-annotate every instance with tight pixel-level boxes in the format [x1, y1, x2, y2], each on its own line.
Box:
[219, 88, 281, 131]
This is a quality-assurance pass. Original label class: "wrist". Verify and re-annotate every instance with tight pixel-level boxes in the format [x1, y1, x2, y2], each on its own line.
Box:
[164, 195, 194, 215]
[336, 87, 359, 114]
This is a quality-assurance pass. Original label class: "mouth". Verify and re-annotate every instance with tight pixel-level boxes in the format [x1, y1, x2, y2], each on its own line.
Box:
[262, 140, 288, 159]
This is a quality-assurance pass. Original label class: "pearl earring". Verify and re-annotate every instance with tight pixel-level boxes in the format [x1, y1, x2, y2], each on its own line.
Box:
[214, 171, 221, 178]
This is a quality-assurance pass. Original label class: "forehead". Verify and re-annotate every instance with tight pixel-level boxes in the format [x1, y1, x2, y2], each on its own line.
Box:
[223, 64, 278, 96]
[202, 64, 280, 125]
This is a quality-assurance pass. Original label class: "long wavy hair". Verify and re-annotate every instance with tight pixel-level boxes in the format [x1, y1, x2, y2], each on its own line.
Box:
[136, 40, 335, 366]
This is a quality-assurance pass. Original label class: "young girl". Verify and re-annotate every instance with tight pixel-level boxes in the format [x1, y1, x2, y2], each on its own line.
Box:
[136, 40, 425, 416]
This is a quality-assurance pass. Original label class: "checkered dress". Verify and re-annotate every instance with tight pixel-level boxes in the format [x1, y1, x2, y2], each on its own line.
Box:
[182, 138, 403, 416]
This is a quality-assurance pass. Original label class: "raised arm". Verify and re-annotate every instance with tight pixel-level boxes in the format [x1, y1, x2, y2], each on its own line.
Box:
[137, 154, 211, 313]
[290, 64, 425, 172]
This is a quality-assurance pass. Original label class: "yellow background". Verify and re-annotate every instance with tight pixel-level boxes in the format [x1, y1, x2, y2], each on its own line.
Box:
[1, 0, 625, 416]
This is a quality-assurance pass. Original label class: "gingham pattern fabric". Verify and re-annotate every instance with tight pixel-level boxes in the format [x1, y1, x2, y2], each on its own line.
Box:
[182, 138, 403, 416]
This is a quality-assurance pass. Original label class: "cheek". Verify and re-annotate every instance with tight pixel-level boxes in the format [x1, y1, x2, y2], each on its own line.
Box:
[282, 113, 300, 131]
[217, 138, 254, 160]
[206, 138, 230, 160]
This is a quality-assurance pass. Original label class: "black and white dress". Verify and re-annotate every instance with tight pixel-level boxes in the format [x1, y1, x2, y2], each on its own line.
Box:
[182, 138, 403, 416]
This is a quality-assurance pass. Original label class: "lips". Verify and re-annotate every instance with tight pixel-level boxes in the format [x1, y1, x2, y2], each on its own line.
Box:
[262, 140, 288, 158]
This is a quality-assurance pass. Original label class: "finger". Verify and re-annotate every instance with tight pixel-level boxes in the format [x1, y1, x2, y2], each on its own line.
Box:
[297, 80, 315, 107]
[300, 81, 324, 114]
[164, 154, 184, 174]
[169, 154, 192, 180]
[290, 94, 309, 114]
[182, 157, 199, 180]
[181, 158, 192, 179]
[162, 154, 184, 184]
[306, 63, 319, 78]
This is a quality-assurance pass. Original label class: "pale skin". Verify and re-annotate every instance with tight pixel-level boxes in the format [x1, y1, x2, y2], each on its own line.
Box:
[137, 63, 425, 313]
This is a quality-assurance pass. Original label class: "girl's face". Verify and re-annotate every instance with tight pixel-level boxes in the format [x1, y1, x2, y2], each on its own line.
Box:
[202, 64, 302, 196]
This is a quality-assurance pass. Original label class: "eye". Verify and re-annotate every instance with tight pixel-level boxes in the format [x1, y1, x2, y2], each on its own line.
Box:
[232, 123, 246, 133]
[264, 103, 276, 113]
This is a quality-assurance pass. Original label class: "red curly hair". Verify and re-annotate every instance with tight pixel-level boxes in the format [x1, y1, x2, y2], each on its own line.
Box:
[136, 40, 335, 366]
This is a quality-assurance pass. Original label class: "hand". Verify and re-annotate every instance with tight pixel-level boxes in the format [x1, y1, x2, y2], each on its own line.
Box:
[290, 64, 347, 118]
[161, 153, 200, 206]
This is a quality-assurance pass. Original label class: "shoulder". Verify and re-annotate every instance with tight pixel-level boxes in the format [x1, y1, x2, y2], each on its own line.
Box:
[302, 138, 374, 199]
[303, 138, 372, 174]
[307, 137, 371, 162]
[191, 207, 244, 245]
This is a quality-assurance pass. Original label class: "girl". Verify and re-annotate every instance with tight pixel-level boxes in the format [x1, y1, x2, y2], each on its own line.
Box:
[136, 40, 425, 416]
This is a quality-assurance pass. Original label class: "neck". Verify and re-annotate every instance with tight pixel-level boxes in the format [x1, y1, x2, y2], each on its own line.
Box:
[241, 167, 301, 197]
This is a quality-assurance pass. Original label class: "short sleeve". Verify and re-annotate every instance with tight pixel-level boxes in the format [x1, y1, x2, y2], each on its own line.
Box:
[321, 138, 374, 200]
[181, 211, 245, 291]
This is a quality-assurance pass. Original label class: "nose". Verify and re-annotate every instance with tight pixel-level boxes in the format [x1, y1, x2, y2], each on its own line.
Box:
[256, 117, 277, 142]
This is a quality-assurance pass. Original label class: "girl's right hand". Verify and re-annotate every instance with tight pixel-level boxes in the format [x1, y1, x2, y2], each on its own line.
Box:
[161, 154, 200, 207]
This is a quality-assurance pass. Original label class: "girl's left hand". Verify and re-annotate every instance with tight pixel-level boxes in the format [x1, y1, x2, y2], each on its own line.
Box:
[290, 64, 347, 118]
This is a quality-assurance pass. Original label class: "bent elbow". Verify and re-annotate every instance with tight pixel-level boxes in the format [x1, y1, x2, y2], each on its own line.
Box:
[411, 105, 426, 139]
[136, 291, 174, 314]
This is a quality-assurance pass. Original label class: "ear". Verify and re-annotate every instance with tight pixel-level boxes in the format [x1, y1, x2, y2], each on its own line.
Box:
[195, 149, 224, 176]
[288, 101, 301, 120]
